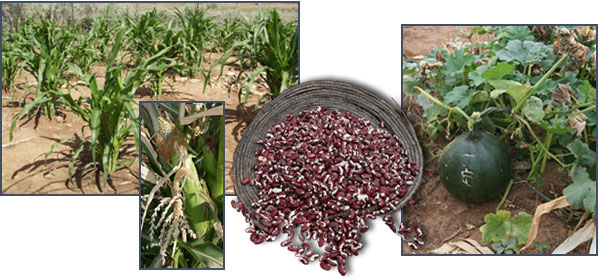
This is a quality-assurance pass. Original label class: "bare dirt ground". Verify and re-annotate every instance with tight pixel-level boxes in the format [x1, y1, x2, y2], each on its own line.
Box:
[2, 104, 138, 194]
[403, 26, 494, 57]
[2, 52, 266, 194]
[400, 26, 587, 254]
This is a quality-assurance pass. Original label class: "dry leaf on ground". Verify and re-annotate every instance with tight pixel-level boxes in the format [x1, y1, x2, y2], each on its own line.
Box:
[521, 196, 570, 251]
[431, 238, 494, 254]
[553, 220, 596, 254]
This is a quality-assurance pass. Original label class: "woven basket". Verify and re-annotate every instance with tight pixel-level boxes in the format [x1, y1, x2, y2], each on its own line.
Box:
[233, 80, 423, 219]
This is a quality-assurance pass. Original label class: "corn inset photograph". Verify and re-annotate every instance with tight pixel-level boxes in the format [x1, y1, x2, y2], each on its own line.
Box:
[402, 25, 597, 254]
[139, 101, 224, 269]
[1, 2, 299, 194]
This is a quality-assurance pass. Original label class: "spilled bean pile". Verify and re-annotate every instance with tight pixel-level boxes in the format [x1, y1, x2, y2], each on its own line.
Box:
[233, 106, 420, 275]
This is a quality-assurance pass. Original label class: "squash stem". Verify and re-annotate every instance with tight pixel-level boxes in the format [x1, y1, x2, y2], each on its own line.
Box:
[467, 125, 480, 140]
[527, 150, 543, 181]
[413, 86, 475, 129]
[514, 114, 568, 169]
[512, 54, 568, 114]
[496, 179, 514, 212]
[540, 114, 558, 174]
[567, 105, 595, 117]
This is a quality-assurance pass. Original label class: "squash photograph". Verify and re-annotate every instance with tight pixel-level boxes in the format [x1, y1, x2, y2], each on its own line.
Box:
[402, 25, 597, 255]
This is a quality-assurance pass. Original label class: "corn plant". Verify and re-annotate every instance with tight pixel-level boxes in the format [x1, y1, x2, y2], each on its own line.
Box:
[68, 25, 102, 74]
[2, 18, 34, 96]
[174, 7, 215, 78]
[140, 102, 224, 268]
[238, 9, 268, 70]
[126, 9, 182, 97]
[1, 41, 21, 95]
[213, 18, 242, 53]
[88, 7, 117, 61]
[45, 28, 171, 187]
[256, 10, 298, 98]
[126, 8, 167, 66]
[238, 10, 298, 110]
[146, 23, 185, 97]
[10, 17, 36, 43]
[9, 17, 76, 140]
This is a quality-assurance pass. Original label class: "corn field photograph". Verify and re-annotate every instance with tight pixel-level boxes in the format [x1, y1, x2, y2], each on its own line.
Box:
[1, 2, 299, 194]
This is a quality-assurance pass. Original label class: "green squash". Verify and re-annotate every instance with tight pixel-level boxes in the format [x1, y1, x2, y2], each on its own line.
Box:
[438, 130, 512, 203]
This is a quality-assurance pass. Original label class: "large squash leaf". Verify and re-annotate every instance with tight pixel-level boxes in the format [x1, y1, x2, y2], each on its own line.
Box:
[443, 85, 471, 109]
[481, 210, 532, 245]
[566, 139, 596, 167]
[497, 40, 553, 65]
[563, 166, 596, 219]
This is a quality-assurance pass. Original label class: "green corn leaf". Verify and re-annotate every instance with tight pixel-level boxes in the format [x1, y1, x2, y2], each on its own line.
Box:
[101, 95, 113, 104]
[67, 62, 84, 78]
[144, 46, 174, 66]
[215, 123, 224, 204]
[89, 77, 100, 104]
[202, 144, 222, 202]
[240, 65, 267, 109]
[44, 137, 76, 161]
[60, 90, 90, 121]
[178, 240, 223, 268]
[107, 28, 125, 68]
[145, 64, 171, 72]
[158, 102, 180, 118]
[9, 95, 51, 141]
[140, 133, 162, 176]
[123, 102, 139, 145]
